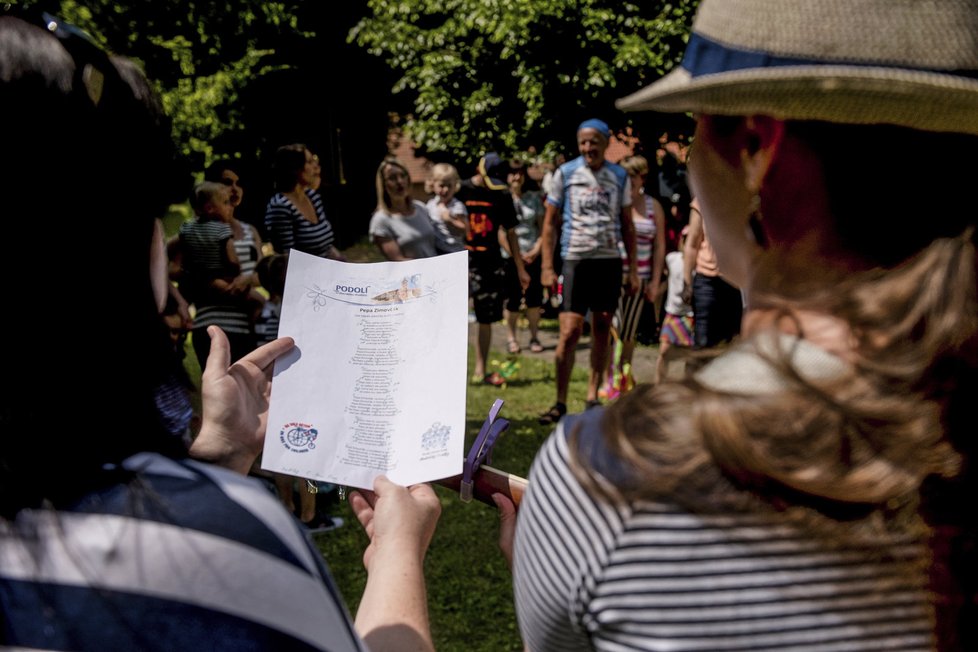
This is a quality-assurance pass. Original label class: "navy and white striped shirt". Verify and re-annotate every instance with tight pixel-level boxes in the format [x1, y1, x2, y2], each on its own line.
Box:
[515, 408, 935, 650]
[0, 453, 366, 651]
[264, 189, 335, 258]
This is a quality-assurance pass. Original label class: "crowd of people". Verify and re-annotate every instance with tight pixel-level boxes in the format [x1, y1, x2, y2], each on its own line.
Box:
[2, 1, 976, 650]
[368, 127, 706, 408]
[163, 104, 707, 418]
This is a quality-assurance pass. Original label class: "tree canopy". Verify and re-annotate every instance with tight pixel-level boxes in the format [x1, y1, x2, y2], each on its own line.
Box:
[24, 1, 698, 240]
[351, 0, 698, 163]
[33, 1, 395, 243]
[51, 0, 310, 168]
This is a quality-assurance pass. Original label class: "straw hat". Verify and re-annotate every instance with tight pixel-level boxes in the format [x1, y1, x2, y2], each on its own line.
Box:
[616, 0, 978, 135]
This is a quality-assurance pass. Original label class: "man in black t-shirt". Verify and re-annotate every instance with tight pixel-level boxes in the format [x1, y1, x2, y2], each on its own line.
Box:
[456, 153, 530, 385]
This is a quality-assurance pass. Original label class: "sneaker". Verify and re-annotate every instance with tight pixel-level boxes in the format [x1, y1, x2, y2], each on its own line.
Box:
[301, 516, 344, 534]
[538, 402, 567, 425]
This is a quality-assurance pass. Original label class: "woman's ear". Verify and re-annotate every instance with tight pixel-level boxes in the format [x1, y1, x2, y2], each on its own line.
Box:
[740, 115, 786, 194]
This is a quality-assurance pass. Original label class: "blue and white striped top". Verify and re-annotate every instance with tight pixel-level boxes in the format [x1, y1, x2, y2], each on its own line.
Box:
[264, 189, 336, 258]
[515, 402, 935, 650]
[233, 222, 262, 276]
[0, 453, 367, 651]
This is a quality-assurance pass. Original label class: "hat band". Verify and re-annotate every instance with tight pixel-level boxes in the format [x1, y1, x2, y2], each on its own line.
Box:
[681, 32, 978, 81]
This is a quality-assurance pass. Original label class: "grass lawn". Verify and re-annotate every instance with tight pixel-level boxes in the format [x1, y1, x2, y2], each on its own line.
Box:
[316, 343, 587, 652]
[183, 325, 587, 651]
[178, 236, 596, 650]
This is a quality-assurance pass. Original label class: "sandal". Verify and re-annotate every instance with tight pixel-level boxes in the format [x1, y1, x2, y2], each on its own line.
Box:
[482, 372, 506, 386]
[538, 402, 567, 425]
[528, 338, 544, 353]
[585, 399, 602, 410]
[507, 339, 522, 354]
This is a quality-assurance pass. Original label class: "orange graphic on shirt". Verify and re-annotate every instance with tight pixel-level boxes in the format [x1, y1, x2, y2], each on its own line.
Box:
[469, 211, 491, 237]
[465, 200, 494, 252]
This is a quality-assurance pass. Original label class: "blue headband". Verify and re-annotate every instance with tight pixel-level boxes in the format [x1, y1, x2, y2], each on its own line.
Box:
[578, 118, 610, 139]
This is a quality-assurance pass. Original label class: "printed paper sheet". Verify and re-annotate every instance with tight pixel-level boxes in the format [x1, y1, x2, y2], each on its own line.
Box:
[261, 250, 469, 489]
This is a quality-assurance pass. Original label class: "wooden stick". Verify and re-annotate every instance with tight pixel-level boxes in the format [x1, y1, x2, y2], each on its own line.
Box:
[435, 464, 527, 507]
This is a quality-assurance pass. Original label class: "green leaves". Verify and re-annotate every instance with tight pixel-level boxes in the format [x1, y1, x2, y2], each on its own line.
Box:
[160, 49, 282, 164]
[49, 0, 311, 170]
[353, 0, 698, 161]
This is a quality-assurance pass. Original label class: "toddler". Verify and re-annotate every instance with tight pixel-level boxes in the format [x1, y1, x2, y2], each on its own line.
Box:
[425, 162, 468, 254]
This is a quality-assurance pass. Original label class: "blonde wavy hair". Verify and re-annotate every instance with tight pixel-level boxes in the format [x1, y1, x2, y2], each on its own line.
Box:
[573, 121, 978, 543]
[374, 157, 412, 215]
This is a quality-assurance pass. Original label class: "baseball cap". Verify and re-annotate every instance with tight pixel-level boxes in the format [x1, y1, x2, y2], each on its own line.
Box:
[478, 152, 509, 191]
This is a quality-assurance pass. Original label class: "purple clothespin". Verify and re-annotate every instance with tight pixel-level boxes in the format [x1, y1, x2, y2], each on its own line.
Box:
[460, 398, 510, 502]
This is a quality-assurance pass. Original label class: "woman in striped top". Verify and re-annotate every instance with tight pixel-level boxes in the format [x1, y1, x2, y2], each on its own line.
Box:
[509, 1, 977, 650]
[205, 160, 265, 281]
[0, 14, 440, 651]
[171, 180, 261, 366]
[264, 143, 345, 260]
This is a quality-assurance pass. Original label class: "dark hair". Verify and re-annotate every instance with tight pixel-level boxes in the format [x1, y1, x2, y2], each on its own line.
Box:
[204, 158, 239, 183]
[256, 254, 287, 297]
[1, 11, 183, 517]
[271, 143, 309, 192]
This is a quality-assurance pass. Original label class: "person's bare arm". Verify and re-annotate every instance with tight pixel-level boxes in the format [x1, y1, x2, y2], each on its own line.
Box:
[168, 283, 193, 329]
[620, 205, 639, 295]
[498, 223, 513, 257]
[524, 206, 544, 263]
[374, 236, 409, 261]
[682, 204, 704, 303]
[506, 227, 530, 291]
[540, 202, 560, 288]
[350, 477, 441, 652]
[326, 244, 348, 261]
[648, 197, 667, 302]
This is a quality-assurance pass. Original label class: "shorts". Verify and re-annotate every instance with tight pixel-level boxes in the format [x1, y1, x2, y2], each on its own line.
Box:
[659, 312, 694, 346]
[561, 257, 622, 316]
[504, 256, 543, 312]
[469, 259, 507, 324]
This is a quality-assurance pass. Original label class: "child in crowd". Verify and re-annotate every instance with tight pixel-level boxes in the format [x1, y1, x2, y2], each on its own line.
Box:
[655, 225, 694, 383]
[425, 162, 468, 254]
[177, 182, 264, 312]
[179, 181, 241, 299]
[171, 181, 265, 366]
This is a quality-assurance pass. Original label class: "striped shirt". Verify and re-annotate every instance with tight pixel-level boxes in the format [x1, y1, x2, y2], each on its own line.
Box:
[178, 219, 236, 288]
[179, 219, 252, 336]
[0, 453, 367, 651]
[233, 222, 262, 276]
[192, 304, 252, 335]
[622, 195, 657, 279]
[515, 388, 936, 650]
[264, 189, 335, 258]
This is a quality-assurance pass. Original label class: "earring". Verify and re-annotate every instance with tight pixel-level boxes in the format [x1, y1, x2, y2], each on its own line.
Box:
[747, 194, 768, 248]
